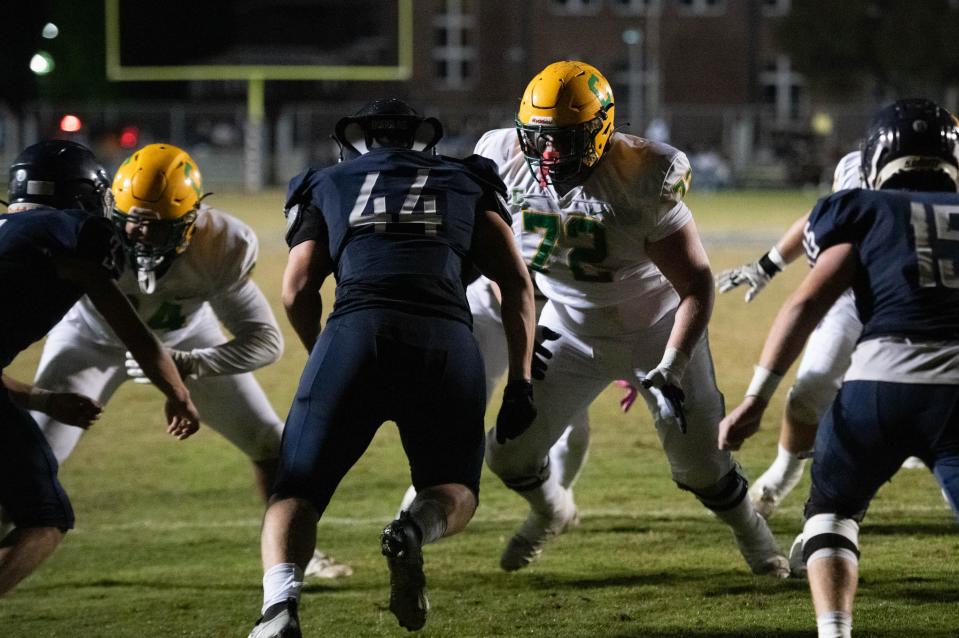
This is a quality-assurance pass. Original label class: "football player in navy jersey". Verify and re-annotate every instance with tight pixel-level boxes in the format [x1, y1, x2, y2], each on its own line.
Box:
[0, 141, 200, 596]
[718, 99, 959, 638]
[248, 99, 535, 637]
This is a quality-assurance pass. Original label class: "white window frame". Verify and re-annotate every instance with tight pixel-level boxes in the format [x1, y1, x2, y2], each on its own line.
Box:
[611, 0, 662, 15]
[759, 54, 805, 124]
[677, 0, 727, 16]
[432, 0, 477, 90]
[761, 0, 791, 16]
[547, 0, 603, 16]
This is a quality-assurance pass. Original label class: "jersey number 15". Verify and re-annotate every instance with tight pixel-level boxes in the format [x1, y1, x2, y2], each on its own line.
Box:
[911, 203, 959, 288]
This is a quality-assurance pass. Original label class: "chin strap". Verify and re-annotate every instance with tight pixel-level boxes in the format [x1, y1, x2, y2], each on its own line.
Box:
[137, 269, 157, 294]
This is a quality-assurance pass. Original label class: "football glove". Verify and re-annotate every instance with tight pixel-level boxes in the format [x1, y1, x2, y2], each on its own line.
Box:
[639, 348, 689, 433]
[495, 380, 536, 444]
[532, 326, 561, 381]
[715, 247, 787, 302]
[125, 350, 199, 384]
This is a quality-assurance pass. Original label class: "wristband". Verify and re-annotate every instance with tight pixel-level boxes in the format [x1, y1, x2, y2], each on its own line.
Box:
[26, 388, 54, 413]
[745, 366, 784, 403]
[758, 245, 787, 278]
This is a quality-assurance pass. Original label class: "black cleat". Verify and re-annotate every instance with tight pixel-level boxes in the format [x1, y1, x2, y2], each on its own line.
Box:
[381, 513, 429, 631]
[248, 598, 302, 638]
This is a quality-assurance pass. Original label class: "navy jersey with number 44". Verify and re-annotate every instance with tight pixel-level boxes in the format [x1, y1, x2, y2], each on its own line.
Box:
[0, 209, 124, 369]
[804, 188, 959, 341]
[284, 147, 508, 324]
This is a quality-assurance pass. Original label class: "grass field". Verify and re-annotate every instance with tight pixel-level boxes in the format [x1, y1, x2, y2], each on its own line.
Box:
[3, 190, 957, 637]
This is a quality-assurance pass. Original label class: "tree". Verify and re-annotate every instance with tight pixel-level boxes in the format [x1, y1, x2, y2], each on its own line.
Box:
[778, 0, 959, 100]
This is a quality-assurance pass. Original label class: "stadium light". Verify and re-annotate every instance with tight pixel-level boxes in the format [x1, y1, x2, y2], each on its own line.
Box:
[42, 22, 59, 39]
[60, 115, 83, 133]
[30, 51, 55, 76]
[119, 126, 139, 149]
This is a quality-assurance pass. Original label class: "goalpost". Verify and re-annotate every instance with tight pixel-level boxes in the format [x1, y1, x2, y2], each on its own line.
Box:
[103, 0, 413, 191]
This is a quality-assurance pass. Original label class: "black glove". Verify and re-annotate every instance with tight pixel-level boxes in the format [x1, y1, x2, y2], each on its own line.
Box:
[495, 380, 537, 444]
[640, 378, 688, 434]
[532, 326, 561, 381]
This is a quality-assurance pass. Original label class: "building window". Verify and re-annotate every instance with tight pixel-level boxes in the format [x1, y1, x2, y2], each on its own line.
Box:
[611, 0, 661, 15]
[761, 0, 790, 16]
[548, 0, 602, 15]
[677, 0, 726, 15]
[432, 0, 477, 89]
[760, 55, 804, 123]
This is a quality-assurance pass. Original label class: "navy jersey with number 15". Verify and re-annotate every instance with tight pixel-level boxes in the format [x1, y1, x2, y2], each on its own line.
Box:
[804, 188, 959, 342]
[284, 148, 509, 325]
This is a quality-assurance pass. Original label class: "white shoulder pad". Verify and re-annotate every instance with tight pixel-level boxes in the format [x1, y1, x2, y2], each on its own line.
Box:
[190, 206, 259, 291]
[832, 151, 863, 192]
[474, 128, 516, 164]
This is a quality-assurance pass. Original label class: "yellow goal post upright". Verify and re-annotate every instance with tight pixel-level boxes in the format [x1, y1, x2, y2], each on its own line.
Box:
[104, 0, 413, 192]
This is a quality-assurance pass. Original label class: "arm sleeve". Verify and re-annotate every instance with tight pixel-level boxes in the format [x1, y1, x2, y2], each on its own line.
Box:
[187, 277, 284, 377]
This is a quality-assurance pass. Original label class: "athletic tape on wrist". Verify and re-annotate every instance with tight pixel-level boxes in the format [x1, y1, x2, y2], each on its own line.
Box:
[745, 366, 783, 402]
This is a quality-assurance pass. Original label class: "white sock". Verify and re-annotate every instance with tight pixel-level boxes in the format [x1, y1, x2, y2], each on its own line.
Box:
[816, 611, 852, 638]
[407, 499, 448, 545]
[763, 444, 809, 492]
[262, 563, 304, 614]
[712, 493, 761, 533]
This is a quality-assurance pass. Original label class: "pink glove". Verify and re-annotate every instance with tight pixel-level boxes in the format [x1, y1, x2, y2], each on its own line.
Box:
[614, 379, 637, 413]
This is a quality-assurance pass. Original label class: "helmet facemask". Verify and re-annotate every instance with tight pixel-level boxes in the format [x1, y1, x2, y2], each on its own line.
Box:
[516, 114, 607, 188]
[112, 207, 197, 294]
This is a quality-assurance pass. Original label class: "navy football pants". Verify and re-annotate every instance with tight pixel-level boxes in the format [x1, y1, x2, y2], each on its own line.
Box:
[0, 388, 74, 530]
[273, 309, 487, 515]
[806, 380, 959, 522]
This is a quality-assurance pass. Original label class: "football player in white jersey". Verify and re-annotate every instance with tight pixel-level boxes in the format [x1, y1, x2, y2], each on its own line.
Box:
[30, 144, 350, 579]
[716, 151, 864, 519]
[477, 60, 788, 577]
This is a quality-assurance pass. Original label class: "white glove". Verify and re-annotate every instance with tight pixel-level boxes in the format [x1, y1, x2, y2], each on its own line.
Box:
[715, 247, 787, 302]
[641, 347, 689, 390]
[125, 350, 198, 385]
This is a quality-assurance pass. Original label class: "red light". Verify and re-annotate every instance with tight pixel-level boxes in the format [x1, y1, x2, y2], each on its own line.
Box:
[119, 126, 139, 149]
[59, 114, 82, 132]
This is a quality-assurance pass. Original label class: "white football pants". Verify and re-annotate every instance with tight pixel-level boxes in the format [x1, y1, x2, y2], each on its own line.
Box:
[485, 298, 732, 510]
[33, 317, 284, 463]
[468, 278, 589, 489]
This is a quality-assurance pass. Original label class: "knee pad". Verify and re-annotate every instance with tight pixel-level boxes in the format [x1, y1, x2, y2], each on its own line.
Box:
[678, 466, 747, 512]
[491, 456, 551, 493]
[802, 513, 860, 566]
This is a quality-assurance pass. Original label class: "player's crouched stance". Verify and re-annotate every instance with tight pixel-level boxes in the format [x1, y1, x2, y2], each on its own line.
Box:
[719, 99, 959, 638]
[248, 99, 535, 637]
[0, 141, 199, 596]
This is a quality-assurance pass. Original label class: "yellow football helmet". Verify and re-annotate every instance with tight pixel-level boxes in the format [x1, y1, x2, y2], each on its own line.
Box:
[112, 143, 203, 292]
[516, 60, 615, 187]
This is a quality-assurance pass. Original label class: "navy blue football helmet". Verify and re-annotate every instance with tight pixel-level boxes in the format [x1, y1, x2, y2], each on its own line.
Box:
[860, 98, 959, 191]
[8, 140, 113, 215]
[333, 98, 443, 161]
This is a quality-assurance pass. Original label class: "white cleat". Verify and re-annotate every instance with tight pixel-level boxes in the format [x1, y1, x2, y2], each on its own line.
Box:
[788, 533, 807, 579]
[304, 549, 353, 579]
[732, 511, 790, 579]
[748, 483, 783, 520]
[500, 489, 579, 572]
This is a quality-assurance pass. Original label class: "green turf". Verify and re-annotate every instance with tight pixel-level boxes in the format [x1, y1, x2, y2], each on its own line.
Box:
[3, 190, 956, 637]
